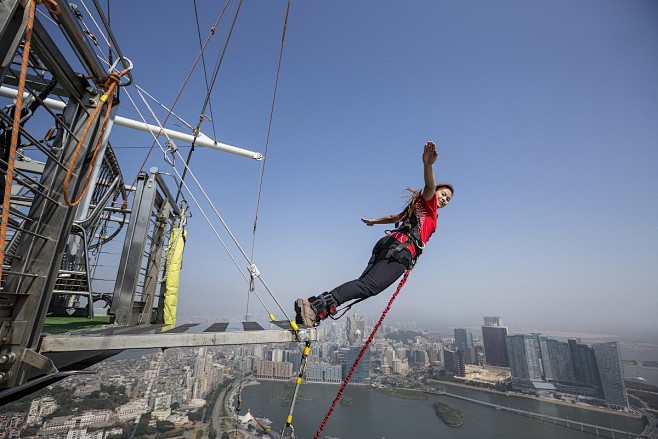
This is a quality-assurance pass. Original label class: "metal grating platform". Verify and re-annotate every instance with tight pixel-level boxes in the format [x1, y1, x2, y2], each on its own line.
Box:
[39, 320, 316, 352]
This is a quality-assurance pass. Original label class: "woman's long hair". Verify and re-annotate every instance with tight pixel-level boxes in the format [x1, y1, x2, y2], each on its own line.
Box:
[401, 183, 454, 219]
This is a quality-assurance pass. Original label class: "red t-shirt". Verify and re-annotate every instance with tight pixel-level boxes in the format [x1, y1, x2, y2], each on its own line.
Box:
[388, 194, 438, 258]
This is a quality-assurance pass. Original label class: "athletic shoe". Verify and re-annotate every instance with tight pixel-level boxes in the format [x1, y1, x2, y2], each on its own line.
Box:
[295, 298, 318, 327]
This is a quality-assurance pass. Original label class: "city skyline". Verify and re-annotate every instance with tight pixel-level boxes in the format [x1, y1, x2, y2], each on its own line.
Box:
[3, 314, 654, 439]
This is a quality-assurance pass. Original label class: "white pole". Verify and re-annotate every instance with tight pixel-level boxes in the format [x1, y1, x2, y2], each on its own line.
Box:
[0, 86, 262, 160]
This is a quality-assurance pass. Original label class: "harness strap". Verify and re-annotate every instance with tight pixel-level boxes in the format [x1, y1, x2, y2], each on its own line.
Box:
[386, 211, 424, 264]
[382, 238, 420, 269]
[309, 292, 337, 321]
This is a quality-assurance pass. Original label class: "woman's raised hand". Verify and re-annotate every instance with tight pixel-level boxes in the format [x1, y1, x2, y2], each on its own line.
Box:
[423, 141, 438, 165]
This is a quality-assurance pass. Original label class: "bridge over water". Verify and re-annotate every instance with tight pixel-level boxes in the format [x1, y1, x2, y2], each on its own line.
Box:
[427, 387, 651, 439]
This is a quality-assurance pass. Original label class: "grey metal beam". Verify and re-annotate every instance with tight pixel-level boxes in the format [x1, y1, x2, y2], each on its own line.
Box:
[31, 16, 88, 100]
[0, 0, 26, 85]
[52, 0, 106, 82]
[39, 328, 317, 352]
[110, 172, 156, 324]
[139, 197, 170, 325]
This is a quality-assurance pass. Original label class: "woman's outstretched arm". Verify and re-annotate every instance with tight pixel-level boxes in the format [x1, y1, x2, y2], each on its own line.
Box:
[361, 212, 404, 226]
[422, 141, 438, 201]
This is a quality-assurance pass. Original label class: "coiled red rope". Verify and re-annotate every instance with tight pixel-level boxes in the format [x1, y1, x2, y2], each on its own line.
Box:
[313, 269, 412, 439]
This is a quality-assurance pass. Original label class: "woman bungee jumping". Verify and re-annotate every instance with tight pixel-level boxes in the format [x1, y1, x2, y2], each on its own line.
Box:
[295, 140, 453, 326]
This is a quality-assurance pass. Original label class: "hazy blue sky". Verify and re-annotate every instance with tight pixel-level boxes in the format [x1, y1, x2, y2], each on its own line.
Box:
[90, 1, 656, 340]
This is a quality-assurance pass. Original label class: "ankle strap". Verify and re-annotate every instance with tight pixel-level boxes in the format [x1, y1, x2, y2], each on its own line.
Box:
[309, 292, 338, 321]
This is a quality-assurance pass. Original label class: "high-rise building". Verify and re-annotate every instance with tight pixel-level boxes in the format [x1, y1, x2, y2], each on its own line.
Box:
[347, 314, 365, 346]
[483, 316, 503, 327]
[305, 363, 342, 383]
[336, 347, 370, 383]
[504, 334, 627, 409]
[482, 317, 509, 367]
[454, 328, 476, 364]
[443, 348, 465, 377]
[270, 348, 284, 363]
[568, 338, 602, 390]
[256, 360, 294, 380]
[428, 346, 440, 365]
[536, 335, 553, 381]
[506, 334, 543, 386]
[383, 346, 395, 366]
[454, 328, 473, 350]
[593, 342, 628, 409]
[408, 349, 428, 367]
[544, 338, 576, 383]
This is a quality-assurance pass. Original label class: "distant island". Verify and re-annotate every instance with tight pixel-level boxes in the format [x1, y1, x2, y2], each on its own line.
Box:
[433, 402, 463, 427]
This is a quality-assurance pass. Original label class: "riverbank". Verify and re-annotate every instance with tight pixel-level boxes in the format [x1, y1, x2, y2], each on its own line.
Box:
[222, 379, 272, 439]
[428, 379, 642, 419]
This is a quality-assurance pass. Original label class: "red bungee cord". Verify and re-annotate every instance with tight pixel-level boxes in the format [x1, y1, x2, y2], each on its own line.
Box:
[313, 269, 412, 439]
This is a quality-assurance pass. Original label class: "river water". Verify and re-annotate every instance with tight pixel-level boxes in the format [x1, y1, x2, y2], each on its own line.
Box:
[239, 381, 645, 439]
[622, 345, 658, 385]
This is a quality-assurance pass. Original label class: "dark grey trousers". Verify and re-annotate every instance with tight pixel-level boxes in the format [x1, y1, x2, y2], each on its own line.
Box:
[329, 236, 411, 306]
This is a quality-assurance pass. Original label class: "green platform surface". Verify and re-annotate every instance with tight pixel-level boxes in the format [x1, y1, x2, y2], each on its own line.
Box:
[43, 315, 112, 334]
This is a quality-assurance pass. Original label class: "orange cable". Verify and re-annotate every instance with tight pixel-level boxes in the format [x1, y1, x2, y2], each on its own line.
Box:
[0, 0, 60, 281]
[62, 67, 129, 207]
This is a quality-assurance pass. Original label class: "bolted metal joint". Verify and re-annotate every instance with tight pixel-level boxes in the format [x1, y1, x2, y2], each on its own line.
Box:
[295, 329, 311, 342]
[0, 352, 16, 367]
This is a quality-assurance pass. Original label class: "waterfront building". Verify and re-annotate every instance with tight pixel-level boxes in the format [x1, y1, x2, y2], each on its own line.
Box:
[536, 335, 554, 380]
[593, 341, 628, 409]
[504, 334, 628, 409]
[336, 347, 370, 383]
[256, 360, 294, 380]
[506, 334, 544, 388]
[544, 338, 576, 383]
[568, 338, 602, 392]
[481, 317, 509, 367]
[306, 363, 342, 383]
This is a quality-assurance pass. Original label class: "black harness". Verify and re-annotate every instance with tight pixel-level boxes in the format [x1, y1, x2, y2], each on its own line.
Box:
[386, 210, 424, 267]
